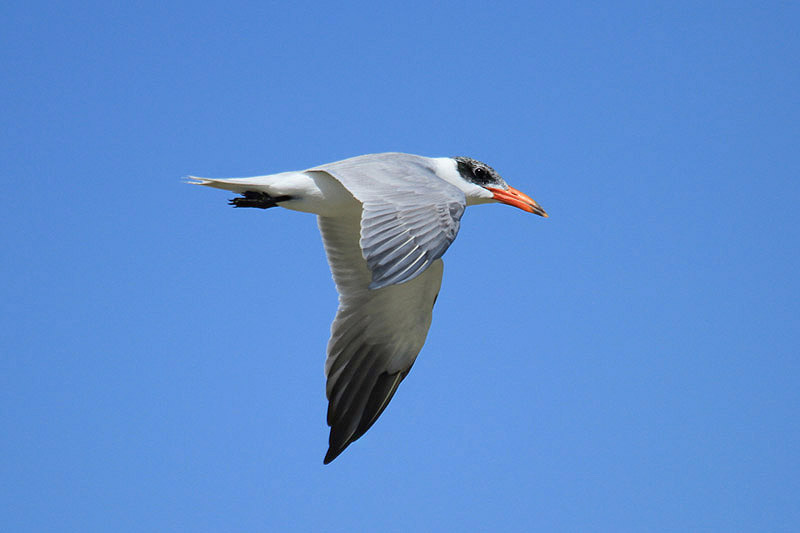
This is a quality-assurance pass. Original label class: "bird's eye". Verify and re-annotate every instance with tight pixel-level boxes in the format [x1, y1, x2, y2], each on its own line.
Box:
[474, 167, 487, 179]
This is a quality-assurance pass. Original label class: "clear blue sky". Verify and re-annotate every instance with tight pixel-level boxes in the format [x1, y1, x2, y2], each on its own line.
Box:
[2, 1, 798, 531]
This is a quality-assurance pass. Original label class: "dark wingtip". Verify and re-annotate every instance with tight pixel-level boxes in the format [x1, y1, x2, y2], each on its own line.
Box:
[324, 447, 343, 465]
[324, 426, 356, 463]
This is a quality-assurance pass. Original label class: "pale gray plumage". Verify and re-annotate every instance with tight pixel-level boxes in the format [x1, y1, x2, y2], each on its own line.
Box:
[314, 154, 466, 289]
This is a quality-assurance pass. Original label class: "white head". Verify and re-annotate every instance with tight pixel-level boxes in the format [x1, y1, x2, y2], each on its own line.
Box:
[434, 156, 548, 216]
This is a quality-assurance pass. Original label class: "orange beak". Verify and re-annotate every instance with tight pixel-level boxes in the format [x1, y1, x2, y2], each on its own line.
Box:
[487, 186, 548, 217]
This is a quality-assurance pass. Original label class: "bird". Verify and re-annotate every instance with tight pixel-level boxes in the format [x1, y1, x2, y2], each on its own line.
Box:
[188, 152, 547, 463]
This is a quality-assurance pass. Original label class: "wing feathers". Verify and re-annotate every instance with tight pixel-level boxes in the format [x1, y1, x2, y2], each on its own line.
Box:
[313, 155, 462, 462]
[318, 215, 444, 463]
[316, 153, 466, 289]
[324, 369, 409, 464]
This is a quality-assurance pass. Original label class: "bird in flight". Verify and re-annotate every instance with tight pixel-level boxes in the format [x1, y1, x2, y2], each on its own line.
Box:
[189, 152, 547, 463]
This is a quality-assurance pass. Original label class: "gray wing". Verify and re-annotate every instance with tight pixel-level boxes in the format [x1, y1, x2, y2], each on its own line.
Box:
[314, 153, 465, 289]
[318, 215, 443, 463]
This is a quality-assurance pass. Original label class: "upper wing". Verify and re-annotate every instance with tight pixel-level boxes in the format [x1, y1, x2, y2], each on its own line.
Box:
[314, 153, 465, 289]
[318, 215, 443, 463]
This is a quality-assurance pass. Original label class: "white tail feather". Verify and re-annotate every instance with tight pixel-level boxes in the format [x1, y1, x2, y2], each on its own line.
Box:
[184, 175, 277, 194]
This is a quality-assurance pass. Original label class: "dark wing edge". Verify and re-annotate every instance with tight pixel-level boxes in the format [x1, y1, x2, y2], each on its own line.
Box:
[324, 369, 409, 464]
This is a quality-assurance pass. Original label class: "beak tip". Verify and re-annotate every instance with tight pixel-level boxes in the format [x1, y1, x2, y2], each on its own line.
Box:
[530, 204, 548, 218]
[490, 186, 548, 217]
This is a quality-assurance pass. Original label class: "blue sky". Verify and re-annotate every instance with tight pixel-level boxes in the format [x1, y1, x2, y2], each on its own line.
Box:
[2, 1, 798, 531]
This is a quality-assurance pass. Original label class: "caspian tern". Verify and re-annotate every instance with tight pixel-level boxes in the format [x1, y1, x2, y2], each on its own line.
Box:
[189, 152, 547, 463]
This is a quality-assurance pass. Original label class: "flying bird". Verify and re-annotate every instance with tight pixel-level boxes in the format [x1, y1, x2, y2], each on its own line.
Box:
[188, 152, 547, 463]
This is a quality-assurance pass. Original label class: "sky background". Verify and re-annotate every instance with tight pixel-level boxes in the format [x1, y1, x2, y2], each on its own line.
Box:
[2, 1, 799, 531]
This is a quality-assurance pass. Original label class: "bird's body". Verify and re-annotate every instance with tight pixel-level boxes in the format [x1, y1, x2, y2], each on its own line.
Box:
[189, 152, 546, 463]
